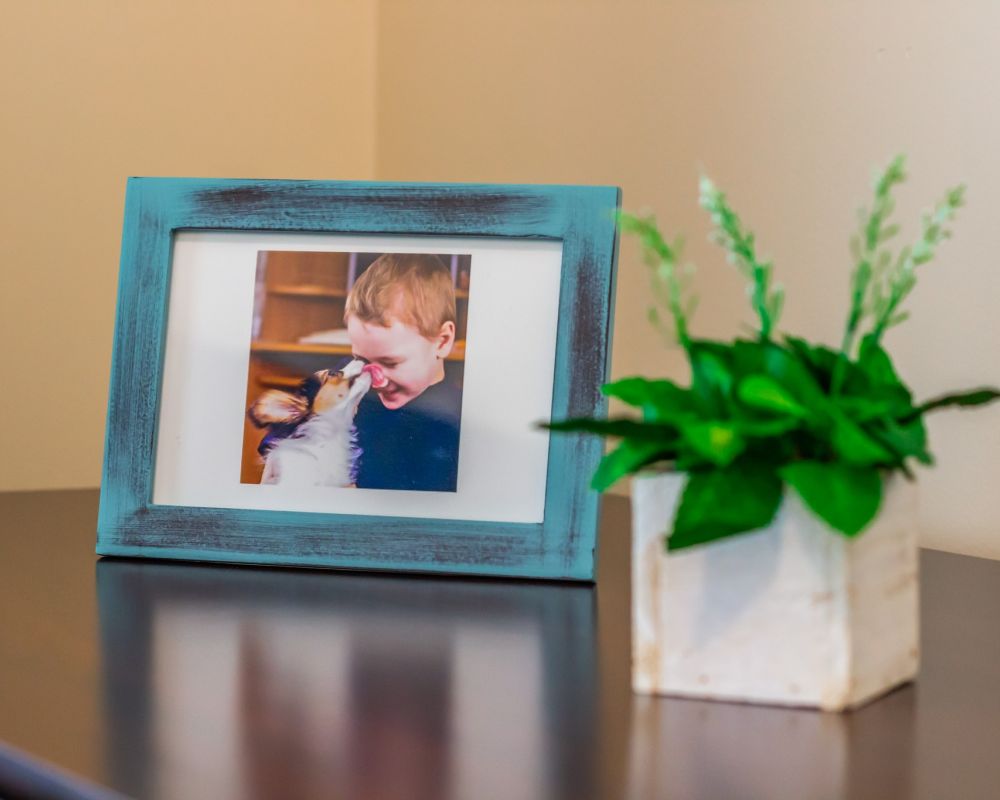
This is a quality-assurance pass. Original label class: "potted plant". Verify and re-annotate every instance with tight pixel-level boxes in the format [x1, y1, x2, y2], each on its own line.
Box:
[546, 155, 1000, 711]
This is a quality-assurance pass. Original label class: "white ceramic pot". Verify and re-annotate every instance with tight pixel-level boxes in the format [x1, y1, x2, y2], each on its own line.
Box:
[631, 470, 919, 711]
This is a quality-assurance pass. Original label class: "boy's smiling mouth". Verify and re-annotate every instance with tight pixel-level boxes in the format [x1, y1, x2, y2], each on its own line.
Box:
[376, 381, 407, 409]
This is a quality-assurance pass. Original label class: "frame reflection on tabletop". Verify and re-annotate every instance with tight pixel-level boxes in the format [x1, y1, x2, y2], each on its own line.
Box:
[96, 179, 620, 580]
[96, 559, 598, 800]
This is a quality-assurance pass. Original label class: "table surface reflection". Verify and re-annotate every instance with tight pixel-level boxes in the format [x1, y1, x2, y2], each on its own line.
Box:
[2, 489, 1000, 799]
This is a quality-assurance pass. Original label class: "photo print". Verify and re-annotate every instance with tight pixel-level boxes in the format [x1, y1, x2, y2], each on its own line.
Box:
[241, 250, 472, 493]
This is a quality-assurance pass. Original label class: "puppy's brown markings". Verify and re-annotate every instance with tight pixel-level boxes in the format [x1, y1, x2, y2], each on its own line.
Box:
[313, 374, 351, 413]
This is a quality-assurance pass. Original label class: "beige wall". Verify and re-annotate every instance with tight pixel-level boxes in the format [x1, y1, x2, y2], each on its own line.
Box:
[376, 0, 1000, 558]
[0, 1, 377, 490]
[6, 1, 1000, 559]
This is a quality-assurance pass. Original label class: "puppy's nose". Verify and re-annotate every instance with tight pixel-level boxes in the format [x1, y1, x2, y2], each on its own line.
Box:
[338, 358, 366, 380]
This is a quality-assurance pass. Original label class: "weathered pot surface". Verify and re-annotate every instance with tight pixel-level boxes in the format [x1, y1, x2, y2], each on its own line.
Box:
[631, 469, 919, 711]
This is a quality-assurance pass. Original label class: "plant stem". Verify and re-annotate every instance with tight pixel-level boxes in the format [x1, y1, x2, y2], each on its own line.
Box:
[832, 155, 907, 396]
[866, 185, 965, 346]
[699, 176, 782, 340]
[617, 211, 696, 351]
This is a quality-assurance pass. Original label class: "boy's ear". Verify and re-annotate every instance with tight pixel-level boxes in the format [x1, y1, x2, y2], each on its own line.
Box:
[435, 320, 456, 357]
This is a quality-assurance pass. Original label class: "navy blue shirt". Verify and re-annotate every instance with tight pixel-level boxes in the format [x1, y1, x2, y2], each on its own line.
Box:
[354, 369, 464, 492]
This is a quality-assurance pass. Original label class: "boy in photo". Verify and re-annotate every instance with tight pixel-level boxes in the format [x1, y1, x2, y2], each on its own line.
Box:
[344, 253, 464, 492]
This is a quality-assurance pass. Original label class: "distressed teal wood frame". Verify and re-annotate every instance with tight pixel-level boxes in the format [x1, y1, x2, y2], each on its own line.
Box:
[96, 178, 620, 581]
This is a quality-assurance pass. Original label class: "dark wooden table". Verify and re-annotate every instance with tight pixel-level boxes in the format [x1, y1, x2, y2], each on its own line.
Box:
[2, 489, 1000, 799]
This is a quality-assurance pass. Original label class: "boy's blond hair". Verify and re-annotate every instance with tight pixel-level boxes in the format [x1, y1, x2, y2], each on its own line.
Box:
[344, 253, 456, 337]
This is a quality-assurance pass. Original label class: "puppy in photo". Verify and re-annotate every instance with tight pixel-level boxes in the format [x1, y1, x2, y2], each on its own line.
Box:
[247, 358, 377, 487]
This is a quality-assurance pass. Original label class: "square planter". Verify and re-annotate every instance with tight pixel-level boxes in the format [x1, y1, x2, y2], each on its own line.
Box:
[631, 470, 919, 711]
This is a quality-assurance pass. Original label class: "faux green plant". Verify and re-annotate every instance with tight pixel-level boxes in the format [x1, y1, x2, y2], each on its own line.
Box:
[545, 155, 1000, 551]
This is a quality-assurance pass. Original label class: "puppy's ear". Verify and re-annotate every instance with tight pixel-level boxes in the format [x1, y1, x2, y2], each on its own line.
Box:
[247, 390, 309, 427]
[298, 369, 330, 401]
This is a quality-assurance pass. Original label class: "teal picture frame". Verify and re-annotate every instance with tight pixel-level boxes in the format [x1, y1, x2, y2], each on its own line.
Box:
[96, 178, 621, 581]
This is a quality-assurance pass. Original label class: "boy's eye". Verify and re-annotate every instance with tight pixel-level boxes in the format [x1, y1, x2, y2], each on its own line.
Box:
[381, 361, 399, 369]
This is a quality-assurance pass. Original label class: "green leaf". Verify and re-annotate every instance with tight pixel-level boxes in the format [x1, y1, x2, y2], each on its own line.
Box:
[831, 417, 894, 465]
[857, 335, 910, 400]
[780, 462, 882, 537]
[737, 374, 810, 418]
[908, 387, 1000, 420]
[871, 417, 933, 465]
[784, 335, 851, 392]
[592, 439, 671, 491]
[870, 385, 913, 416]
[734, 417, 802, 437]
[729, 338, 767, 368]
[601, 377, 694, 422]
[541, 417, 677, 440]
[673, 453, 714, 472]
[680, 422, 746, 466]
[833, 395, 899, 423]
[758, 342, 831, 412]
[836, 335, 913, 411]
[689, 340, 770, 419]
[690, 346, 733, 402]
[669, 465, 783, 550]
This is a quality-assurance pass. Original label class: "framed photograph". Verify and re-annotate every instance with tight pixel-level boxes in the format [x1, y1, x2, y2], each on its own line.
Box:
[96, 178, 620, 580]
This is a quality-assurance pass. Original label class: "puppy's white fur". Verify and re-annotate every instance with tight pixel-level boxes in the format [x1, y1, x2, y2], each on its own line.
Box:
[261, 360, 371, 487]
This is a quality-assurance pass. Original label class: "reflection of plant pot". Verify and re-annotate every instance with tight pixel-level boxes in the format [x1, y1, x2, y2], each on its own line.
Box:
[631, 469, 919, 711]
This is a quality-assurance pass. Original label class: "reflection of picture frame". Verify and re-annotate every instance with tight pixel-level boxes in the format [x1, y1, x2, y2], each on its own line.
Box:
[97, 178, 620, 580]
[97, 557, 597, 796]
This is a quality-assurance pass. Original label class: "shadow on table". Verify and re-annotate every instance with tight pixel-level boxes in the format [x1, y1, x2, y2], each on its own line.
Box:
[97, 559, 597, 800]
